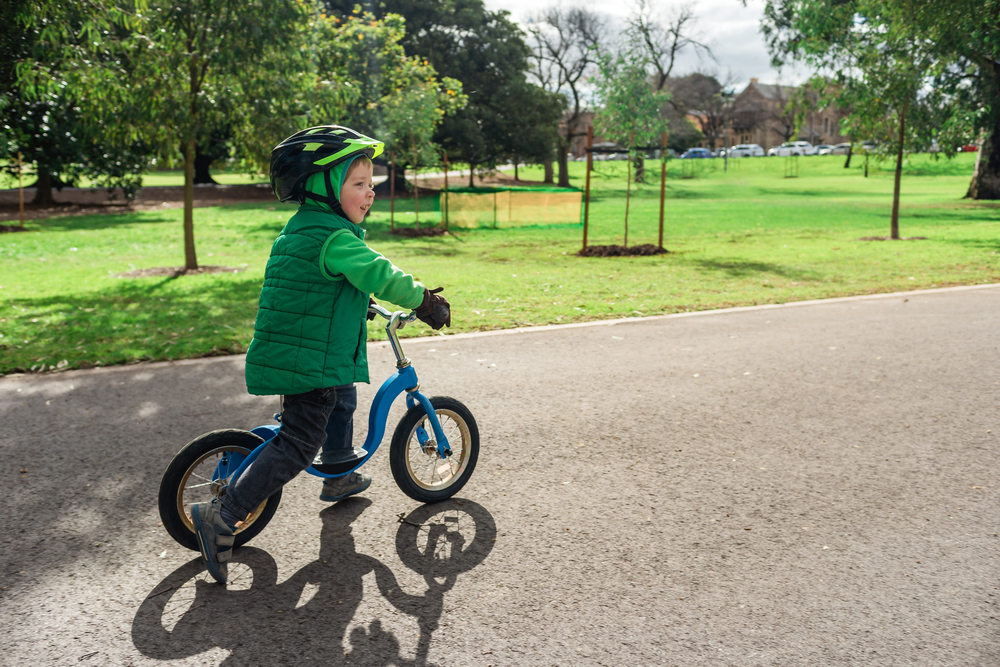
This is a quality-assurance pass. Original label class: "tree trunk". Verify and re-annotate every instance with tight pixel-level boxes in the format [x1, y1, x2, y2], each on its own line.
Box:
[890, 103, 907, 241]
[543, 158, 553, 184]
[183, 136, 198, 270]
[844, 144, 853, 169]
[556, 144, 571, 188]
[514, 162, 519, 181]
[966, 117, 1000, 200]
[634, 154, 645, 184]
[468, 164, 475, 188]
[31, 169, 56, 206]
[193, 150, 218, 185]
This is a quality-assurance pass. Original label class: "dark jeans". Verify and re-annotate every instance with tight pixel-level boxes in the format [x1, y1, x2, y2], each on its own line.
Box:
[223, 384, 357, 520]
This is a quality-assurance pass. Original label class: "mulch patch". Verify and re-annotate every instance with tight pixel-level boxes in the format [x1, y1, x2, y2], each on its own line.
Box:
[0, 224, 30, 233]
[390, 226, 449, 238]
[577, 244, 669, 257]
[857, 236, 928, 241]
[114, 265, 246, 279]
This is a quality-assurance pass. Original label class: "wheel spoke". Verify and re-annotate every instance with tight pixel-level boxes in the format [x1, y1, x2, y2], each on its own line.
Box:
[187, 471, 215, 484]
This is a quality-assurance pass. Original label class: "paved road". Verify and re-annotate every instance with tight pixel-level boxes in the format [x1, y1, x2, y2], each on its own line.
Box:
[2, 286, 998, 666]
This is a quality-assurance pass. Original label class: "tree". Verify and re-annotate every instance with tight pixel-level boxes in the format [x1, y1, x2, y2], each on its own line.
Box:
[4, 0, 147, 204]
[666, 72, 733, 151]
[326, 0, 547, 188]
[527, 6, 606, 188]
[758, 0, 941, 238]
[626, 0, 714, 179]
[627, 0, 714, 92]
[381, 78, 466, 227]
[504, 83, 565, 181]
[592, 51, 669, 248]
[759, 0, 1000, 200]
[22, 0, 310, 269]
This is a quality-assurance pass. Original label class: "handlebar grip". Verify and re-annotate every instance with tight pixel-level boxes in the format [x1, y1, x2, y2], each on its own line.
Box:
[433, 304, 450, 323]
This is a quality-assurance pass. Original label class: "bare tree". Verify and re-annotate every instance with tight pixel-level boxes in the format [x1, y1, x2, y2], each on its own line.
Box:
[626, 0, 715, 179]
[627, 0, 715, 94]
[527, 6, 606, 188]
[669, 72, 736, 149]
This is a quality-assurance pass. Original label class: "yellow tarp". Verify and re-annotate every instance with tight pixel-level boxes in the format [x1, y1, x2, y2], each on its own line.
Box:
[444, 190, 582, 229]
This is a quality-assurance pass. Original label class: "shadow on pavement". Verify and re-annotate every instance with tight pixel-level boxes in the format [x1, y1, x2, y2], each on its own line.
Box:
[131, 497, 496, 666]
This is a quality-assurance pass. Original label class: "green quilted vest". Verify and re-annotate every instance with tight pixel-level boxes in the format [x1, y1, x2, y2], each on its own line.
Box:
[244, 206, 370, 396]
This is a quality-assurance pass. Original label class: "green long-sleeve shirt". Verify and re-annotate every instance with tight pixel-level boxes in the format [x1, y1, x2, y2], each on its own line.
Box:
[321, 230, 426, 309]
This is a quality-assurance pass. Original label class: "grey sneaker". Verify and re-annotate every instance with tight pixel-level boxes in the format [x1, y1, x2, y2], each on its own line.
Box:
[320, 471, 372, 502]
[191, 498, 235, 584]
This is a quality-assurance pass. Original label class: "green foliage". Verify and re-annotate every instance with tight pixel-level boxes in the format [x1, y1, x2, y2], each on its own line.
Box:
[305, 7, 465, 164]
[325, 0, 552, 176]
[3, 0, 148, 200]
[759, 0, 1000, 199]
[592, 49, 669, 245]
[592, 51, 669, 151]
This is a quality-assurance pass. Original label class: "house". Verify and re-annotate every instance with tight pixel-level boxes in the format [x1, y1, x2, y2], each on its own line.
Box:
[723, 78, 850, 150]
[562, 77, 850, 157]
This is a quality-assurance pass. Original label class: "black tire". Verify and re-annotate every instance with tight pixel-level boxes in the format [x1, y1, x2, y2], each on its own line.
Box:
[389, 397, 479, 503]
[158, 429, 281, 551]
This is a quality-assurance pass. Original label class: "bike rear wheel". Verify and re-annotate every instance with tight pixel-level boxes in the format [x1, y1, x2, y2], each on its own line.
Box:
[158, 429, 281, 551]
[389, 397, 479, 503]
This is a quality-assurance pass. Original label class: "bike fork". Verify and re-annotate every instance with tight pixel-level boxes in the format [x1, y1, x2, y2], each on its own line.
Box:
[406, 389, 452, 458]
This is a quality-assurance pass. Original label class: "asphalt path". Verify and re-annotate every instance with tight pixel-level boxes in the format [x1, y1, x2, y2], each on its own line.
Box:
[1, 285, 998, 666]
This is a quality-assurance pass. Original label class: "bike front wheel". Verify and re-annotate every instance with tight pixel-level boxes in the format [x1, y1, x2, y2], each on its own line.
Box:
[158, 429, 281, 551]
[389, 396, 479, 503]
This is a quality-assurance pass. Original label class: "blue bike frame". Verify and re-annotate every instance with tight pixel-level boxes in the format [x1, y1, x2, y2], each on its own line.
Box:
[223, 308, 452, 484]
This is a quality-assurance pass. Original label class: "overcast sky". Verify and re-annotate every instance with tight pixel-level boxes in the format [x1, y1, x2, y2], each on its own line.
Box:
[483, 0, 810, 91]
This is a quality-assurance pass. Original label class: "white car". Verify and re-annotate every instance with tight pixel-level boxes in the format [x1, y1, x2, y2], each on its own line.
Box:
[767, 141, 815, 156]
[814, 144, 835, 155]
[726, 143, 765, 157]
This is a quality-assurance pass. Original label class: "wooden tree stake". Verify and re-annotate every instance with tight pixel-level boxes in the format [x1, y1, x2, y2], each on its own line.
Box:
[18, 152, 25, 228]
[443, 152, 449, 230]
[583, 125, 593, 251]
[659, 132, 667, 249]
[389, 151, 395, 232]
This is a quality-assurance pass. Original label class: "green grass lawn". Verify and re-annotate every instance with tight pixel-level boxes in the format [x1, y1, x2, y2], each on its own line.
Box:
[2, 153, 998, 374]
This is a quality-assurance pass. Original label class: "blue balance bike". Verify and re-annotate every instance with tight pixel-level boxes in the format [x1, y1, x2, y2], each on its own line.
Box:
[158, 304, 479, 552]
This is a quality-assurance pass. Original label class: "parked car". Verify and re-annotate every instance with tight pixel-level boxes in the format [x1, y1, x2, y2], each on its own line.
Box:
[822, 142, 852, 155]
[957, 144, 978, 152]
[726, 143, 765, 157]
[767, 141, 815, 156]
[814, 144, 835, 155]
[680, 148, 714, 159]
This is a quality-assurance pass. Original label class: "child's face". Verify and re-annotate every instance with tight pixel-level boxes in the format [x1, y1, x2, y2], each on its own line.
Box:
[340, 161, 374, 224]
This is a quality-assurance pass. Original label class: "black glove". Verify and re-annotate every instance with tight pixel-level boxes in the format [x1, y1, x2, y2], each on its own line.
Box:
[415, 287, 451, 329]
[367, 297, 377, 321]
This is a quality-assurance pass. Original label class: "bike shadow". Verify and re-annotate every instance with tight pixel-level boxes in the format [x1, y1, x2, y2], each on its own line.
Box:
[131, 498, 496, 666]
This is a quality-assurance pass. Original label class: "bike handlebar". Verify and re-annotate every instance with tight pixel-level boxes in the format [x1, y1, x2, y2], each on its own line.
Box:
[368, 302, 450, 327]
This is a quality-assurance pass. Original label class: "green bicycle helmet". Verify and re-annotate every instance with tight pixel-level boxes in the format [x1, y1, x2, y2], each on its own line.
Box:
[269, 125, 384, 206]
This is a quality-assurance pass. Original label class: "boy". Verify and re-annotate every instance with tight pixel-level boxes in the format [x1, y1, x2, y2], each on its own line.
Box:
[191, 126, 450, 584]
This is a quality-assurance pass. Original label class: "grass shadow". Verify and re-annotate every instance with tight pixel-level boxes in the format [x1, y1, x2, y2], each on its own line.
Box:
[683, 257, 820, 282]
[31, 211, 175, 232]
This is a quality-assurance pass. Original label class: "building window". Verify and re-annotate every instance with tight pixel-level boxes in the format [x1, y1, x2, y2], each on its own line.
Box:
[824, 117, 829, 134]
